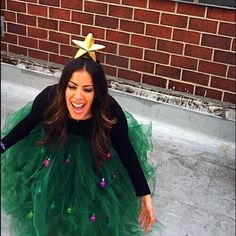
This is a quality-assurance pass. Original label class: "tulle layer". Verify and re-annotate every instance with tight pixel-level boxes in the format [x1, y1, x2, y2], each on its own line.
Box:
[1, 102, 158, 236]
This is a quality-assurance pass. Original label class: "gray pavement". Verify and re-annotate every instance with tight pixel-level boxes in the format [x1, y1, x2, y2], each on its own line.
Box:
[1, 62, 235, 236]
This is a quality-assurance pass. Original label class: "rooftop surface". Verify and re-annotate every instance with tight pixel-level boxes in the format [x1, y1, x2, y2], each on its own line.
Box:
[1, 62, 235, 236]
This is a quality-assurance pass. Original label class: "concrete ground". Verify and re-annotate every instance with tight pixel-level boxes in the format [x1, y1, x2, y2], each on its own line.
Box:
[1, 62, 235, 236]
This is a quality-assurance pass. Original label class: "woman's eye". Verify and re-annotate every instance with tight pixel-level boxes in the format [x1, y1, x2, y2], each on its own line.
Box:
[68, 85, 76, 89]
[84, 88, 93, 93]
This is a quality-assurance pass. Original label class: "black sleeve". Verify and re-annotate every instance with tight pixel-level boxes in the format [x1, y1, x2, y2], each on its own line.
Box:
[109, 97, 151, 197]
[1, 85, 56, 150]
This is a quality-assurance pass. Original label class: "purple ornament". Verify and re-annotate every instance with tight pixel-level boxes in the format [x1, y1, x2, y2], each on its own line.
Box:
[64, 155, 71, 165]
[106, 152, 112, 159]
[99, 178, 107, 188]
[44, 158, 50, 167]
[90, 213, 96, 222]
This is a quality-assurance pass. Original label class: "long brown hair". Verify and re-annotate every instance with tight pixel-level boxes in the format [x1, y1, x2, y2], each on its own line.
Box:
[39, 56, 116, 159]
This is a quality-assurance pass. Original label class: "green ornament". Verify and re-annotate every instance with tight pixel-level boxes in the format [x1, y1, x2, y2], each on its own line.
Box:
[67, 208, 72, 214]
[27, 211, 34, 219]
[50, 202, 56, 209]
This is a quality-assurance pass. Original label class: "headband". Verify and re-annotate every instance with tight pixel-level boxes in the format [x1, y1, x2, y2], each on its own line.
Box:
[72, 33, 105, 61]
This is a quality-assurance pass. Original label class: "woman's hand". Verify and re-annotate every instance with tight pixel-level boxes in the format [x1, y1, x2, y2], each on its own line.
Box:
[138, 194, 157, 234]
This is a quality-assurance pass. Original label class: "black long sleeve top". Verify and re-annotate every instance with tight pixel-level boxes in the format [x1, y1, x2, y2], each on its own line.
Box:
[1, 85, 151, 197]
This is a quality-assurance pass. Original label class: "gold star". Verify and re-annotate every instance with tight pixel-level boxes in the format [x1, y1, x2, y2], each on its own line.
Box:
[72, 33, 105, 61]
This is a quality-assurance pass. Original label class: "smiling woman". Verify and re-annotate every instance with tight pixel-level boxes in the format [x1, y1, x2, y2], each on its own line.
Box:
[1, 34, 162, 236]
[65, 70, 95, 121]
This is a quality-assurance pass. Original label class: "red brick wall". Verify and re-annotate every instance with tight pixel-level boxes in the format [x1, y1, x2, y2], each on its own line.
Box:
[1, 0, 236, 104]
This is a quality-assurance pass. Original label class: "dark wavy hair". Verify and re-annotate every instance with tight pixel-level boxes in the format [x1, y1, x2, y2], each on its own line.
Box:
[39, 55, 116, 159]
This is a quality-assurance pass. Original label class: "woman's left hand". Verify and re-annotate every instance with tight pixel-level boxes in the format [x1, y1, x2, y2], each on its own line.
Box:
[138, 194, 157, 234]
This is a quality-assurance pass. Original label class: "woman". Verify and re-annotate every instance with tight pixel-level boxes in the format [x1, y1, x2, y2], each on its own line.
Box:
[1, 34, 159, 235]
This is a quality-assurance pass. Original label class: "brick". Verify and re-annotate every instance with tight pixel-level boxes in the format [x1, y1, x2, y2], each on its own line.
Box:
[145, 50, 169, 64]
[103, 64, 117, 77]
[96, 16, 118, 30]
[39, 0, 59, 7]
[19, 36, 38, 48]
[7, 0, 26, 13]
[49, 31, 69, 45]
[207, 7, 235, 22]
[85, 1, 107, 14]
[171, 55, 197, 70]
[131, 34, 156, 49]
[189, 18, 217, 33]
[82, 26, 105, 40]
[149, 0, 175, 12]
[17, 13, 36, 26]
[7, 23, 26, 35]
[60, 21, 80, 35]
[223, 92, 236, 104]
[29, 48, 48, 61]
[3, 11, 16, 22]
[199, 61, 227, 76]
[72, 12, 94, 25]
[38, 18, 58, 30]
[109, 5, 133, 19]
[49, 54, 70, 65]
[9, 44, 27, 56]
[182, 70, 209, 86]
[214, 50, 235, 65]
[156, 64, 181, 79]
[118, 68, 141, 82]
[173, 29, 200, 44]
[211, 76, 236, 92]
[60, 45, 75, 57]
[143, 74, 167, 88]
[157, 39, 183, 54]
[185, 45, 212, 60]
[49, 7, 70, 21]
[1, 33, 17, 44]
[1, 0, 6, 9]
[146, 24, 171, 39]
[130, 59, 154, 73]
[39, 40, 59, 53]
[99, 41, 117, 54]
[120, 19, 144, 34]
[96, 52, 105, 64]
[134, 9, 159, 23]
[18, 0, 37, 2]
[61, 0, 82, 10]
[168, 80, 194, 93]
[100, 0, 119, 3]
[228, 66, 236, 79]
[122, 0, 147, 8]
[161, 13, 187, 28]
[28, 27, 47, 39]
[195, 86, 222, 100]
[119, 45, 143, 59]
[232, 38, 236, 52]
[219, 22, 236, 37]
[106, 54, 128, 68]
[202, 34, 231, 50]
[177, 2, 206, 17]
[1, 43, 7, 51]
[28, 4, 47, 17]
[106, 30, 129, 44]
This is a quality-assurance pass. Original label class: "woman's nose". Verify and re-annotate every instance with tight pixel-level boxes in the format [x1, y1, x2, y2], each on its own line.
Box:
[74, 89, 82, 100]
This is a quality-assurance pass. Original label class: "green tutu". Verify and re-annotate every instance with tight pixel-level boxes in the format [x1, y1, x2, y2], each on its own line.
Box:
[1, 102, 158, 236]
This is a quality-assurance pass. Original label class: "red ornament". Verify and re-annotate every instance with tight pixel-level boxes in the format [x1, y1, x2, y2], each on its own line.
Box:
[44, 158, 50, 167]
[106, 152, 111, 159]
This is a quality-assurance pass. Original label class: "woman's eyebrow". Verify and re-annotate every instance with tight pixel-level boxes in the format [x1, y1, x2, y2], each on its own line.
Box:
[69, 81, 78, 86]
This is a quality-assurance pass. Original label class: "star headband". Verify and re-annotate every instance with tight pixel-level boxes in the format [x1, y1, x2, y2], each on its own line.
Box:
[72, 33, 105, 61]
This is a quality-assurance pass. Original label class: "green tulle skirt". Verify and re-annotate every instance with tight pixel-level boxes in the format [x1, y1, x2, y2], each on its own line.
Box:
[1, 102, 158, 236]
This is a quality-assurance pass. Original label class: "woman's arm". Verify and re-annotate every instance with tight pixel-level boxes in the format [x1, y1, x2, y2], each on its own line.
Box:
[1, 85, 56, 153]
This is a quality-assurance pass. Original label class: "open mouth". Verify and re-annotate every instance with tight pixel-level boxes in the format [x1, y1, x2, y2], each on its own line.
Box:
[71, 102, 85, 113]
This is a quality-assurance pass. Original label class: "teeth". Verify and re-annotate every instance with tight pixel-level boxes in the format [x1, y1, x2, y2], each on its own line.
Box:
[72, 102, 84, 108]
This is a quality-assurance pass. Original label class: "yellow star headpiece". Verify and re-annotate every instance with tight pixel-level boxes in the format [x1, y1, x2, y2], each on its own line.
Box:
[72, 33, 105, 61]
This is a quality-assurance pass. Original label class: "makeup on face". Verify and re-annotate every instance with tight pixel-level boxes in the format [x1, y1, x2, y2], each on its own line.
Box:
[65, 70, 95, 120]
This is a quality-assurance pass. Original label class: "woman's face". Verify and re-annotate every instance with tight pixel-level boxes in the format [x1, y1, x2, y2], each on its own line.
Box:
[65, 70, 95, 120]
